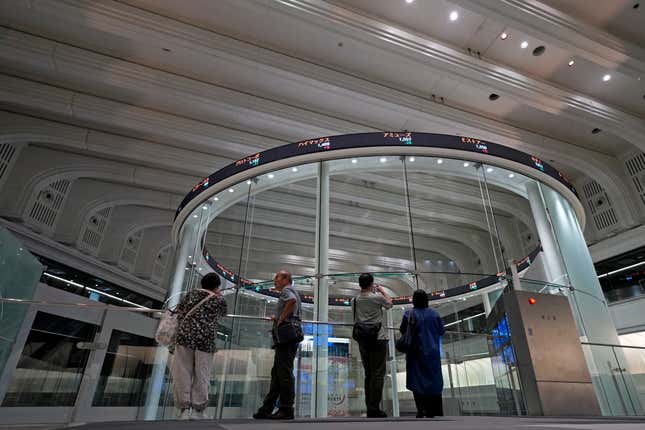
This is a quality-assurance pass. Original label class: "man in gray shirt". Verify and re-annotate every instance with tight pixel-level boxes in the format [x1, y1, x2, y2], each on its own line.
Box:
[253, 270, 301, 420]
[353, 273, 393, 417]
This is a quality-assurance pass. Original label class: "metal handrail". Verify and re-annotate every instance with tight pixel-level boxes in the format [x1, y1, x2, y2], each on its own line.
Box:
[0, 297, 487, 337]
[581, 341, 645, 351]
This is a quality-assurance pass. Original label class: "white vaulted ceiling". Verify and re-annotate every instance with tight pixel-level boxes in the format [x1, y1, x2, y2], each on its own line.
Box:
[1, 0, 644, 300]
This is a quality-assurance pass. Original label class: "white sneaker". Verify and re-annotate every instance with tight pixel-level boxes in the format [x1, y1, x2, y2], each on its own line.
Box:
[177, 408, 191, 420]
[191, 409, 209, 420]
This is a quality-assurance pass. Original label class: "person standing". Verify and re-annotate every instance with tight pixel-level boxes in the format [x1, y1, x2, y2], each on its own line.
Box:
[171, 273, 227, 420]
[353, 273, 393, 418]
[253, 270, 302, 420]
[400, 289, 445, 418]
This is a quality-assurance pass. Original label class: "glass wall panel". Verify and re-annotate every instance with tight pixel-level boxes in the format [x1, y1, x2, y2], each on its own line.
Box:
[405, 157, 505, 297]
[93, 330, 156, 407]
[327, 157, 415, 278]
[1, 312, 97, 407]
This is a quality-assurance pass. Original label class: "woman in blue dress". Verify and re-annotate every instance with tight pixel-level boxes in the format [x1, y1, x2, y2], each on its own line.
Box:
[400, 289, 445, 418]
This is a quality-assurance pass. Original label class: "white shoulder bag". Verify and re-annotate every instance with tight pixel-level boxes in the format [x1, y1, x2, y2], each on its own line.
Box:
[155, 289, 216, 347]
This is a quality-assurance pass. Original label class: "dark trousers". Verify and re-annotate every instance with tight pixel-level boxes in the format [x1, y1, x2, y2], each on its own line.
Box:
[358, 339, 388, 413]
[413, 392, 443, 417]
[260, 342, 299, 412]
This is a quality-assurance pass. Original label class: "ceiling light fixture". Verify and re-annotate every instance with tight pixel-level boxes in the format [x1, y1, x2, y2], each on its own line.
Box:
[228, 188, 234, 193]
[449, 11, 459, 21]
[500, 32, 509, 40]
[437, 159, 444, 164]
[380, 157, 387, 163]
[213, 197, 219, 201]
[508, 173, 515, 178]
[408, 156, 415, 162]
[489, 93, 500, 101]
[292, 167, 298, 172]
[193, 214, 198, 218]
[405, 0, 415, 3]
[351, 159, 358, 164]
[568, 59, 575, 67]
[521, 41, 529, 49]
[463, 162, 470, 167]
[202, 205, 208, 210]
[268, 173, 275, 179]
[486, 167, 494, 173]
[603, 74, 611, 82]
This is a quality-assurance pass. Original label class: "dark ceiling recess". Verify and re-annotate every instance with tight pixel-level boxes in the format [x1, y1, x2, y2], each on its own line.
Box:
[634, 3, 640, 9]
[532, 45, 546, 56]
[592, 128, 602, 134]
[489, 93, 500, 101]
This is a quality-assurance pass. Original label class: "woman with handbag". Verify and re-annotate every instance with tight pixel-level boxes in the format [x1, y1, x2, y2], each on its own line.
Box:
[399, 289, 445, 418]
[171, 273, 227, 420]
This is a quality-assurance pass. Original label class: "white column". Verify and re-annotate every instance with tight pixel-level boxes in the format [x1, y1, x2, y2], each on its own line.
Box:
[312, 162, 330, 417]
[525, 182, 567, 284]
[142, 223, 197, 420]
[386, 309, 399, 417]
[539, 184, 643, 415]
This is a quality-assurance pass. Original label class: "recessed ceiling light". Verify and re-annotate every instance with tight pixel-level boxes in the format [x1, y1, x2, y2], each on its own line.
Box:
[351, 159, 358, 164]
[202, 205, 208, 210]
[268, 173, 275, 178]
[408, 156, 415, 162]
[486, 167, 494, 173]
[213, 197, 219, 201]
[291, 167, 298, 172]
[379, 157, 387, 163]
[193, 214, 198, 218]
[463, 162, 470, 167]
[246, 180, 252, 185]
[500, 32, 509, 40]
[532, 46, 546, 56]
[406, 0, 414, 3]
[603, 74, 611, 82]
[634, 3, 640, 9]
[437, 159, 444, 164]
[188, 256, 192, 259]
[489, 93, 500, 101]
[449, 11, 459, 21]
[568, 59, 575, 67]
[592, 128, 602, 134]
[521, 41, 529, 49]
[508, 173, 515, 178]
[228, 188, 234, 193]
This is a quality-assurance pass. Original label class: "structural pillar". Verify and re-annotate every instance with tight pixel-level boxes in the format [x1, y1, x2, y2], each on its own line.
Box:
[312, 162, 329, 417]
[529, 183, 642, 416]
[525, 182, 567, 284]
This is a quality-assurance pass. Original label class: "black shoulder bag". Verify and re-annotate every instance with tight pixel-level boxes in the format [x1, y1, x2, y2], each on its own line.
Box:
[352, 296, 381, 342]
[395, 309, 416, 353]
[272, 287, 304, 345]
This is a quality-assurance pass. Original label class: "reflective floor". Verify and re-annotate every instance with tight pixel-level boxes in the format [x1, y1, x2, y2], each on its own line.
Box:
[29, 416, 645, 430]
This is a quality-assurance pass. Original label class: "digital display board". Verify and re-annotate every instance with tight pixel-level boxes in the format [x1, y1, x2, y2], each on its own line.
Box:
[175, 132, 578, 218]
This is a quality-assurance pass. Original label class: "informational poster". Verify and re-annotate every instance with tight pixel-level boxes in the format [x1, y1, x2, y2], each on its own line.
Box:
[327, 355, 349, 416]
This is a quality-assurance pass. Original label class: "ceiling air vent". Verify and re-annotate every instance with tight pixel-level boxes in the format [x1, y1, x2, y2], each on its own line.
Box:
[624, 151, 645, 209]
[119, 229, 143, 273]
[24, 178, 72, 235]
[581, 179, 619, 235]
[0, 144, 18, 190]
[78, 207, 112, 255]
[151, 246, 170, 284]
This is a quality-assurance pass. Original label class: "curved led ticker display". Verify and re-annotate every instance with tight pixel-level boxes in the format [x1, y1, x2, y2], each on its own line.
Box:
[176, 132, 577, 219]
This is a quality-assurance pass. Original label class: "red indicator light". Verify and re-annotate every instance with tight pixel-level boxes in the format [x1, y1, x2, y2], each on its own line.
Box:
[528, 297, 537, 305]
